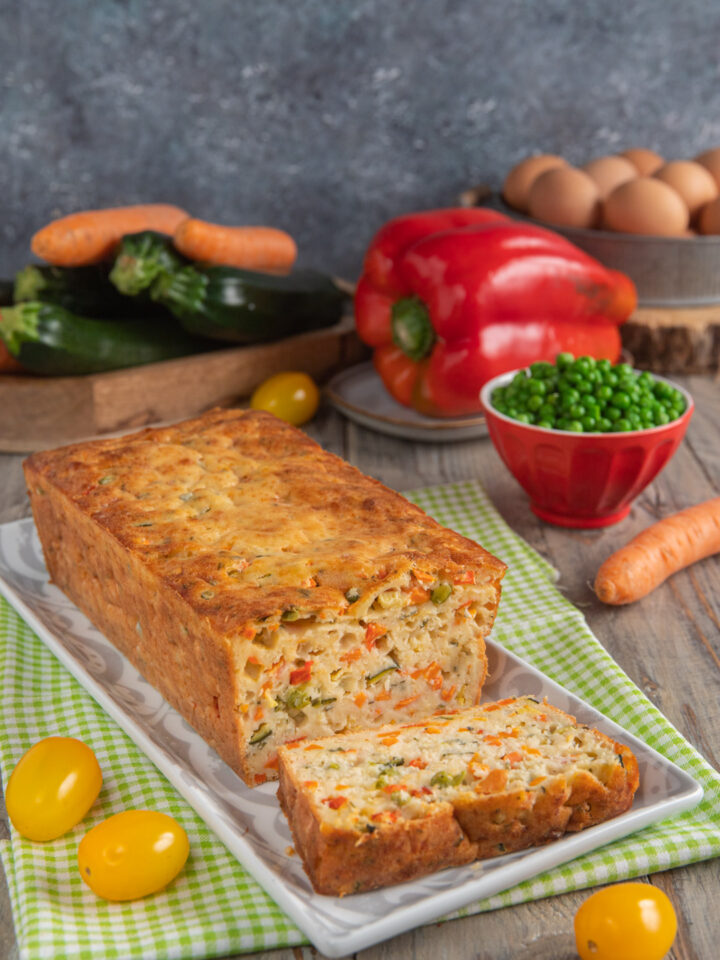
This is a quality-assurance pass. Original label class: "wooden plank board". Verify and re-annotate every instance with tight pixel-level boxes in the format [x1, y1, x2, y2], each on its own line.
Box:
[0, 316, 368, 452]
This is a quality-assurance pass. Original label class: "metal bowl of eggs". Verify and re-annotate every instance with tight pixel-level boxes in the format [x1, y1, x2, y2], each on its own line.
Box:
[490, 148, 720, 307]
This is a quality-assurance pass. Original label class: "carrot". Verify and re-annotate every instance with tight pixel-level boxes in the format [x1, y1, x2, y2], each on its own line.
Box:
[31, 204, 188, 267]
[594, 497, 720, 605]
[173, 217, 297, 274]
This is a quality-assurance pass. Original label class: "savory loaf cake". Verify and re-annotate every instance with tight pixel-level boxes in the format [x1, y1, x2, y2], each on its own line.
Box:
[23, 408, 506, 786]
[277, 695, 639, 895]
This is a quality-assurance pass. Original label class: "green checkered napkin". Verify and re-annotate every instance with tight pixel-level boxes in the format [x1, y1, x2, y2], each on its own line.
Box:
[1, 479, 719, 959]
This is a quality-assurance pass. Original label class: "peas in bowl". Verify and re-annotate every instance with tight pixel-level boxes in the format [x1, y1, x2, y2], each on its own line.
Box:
[490, 354, 687, 433]
[480, 360, 693, 527]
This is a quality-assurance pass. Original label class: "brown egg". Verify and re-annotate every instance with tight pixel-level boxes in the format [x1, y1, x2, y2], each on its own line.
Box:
[603, 178, 689, 235]
[694, 147, 720, 190]
[654, 161, 718, 219]
[502, 154, 567, 212]
[582, 155, 637, 199]
[619, 148, 665, 176]
[697, 196, 720, 234]
[527, 167, 601, 229]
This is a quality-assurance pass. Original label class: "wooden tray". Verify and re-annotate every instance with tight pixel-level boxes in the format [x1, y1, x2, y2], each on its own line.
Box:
[0, 316, 368, 452]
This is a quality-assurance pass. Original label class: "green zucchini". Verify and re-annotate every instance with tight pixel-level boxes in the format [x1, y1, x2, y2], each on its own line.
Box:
[14, 263, 169, 320]
[151, 265, 347, 343]
[0, 301, 212, 375]
[110, 231, 189, 297]
[0, 279, 14, 306]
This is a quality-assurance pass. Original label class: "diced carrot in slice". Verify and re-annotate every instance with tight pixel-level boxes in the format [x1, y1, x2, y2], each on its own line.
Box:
[340, 647, 363, 664]
[503, 751, 523, 766]
[374, 690, 391, 702]
[529, 776, 546, 787]
[453, 570, 476, 584]
[242, 625, 256, 640]
[246, 655, 262, 665]
[379, 734, 399, 746]
[254, 773, 268, 785]
[289, 661, 313, 685]
[323, 796, 348, 810]
[396, 695, 420, 709]
[409, 758, 427, 769]
[354, 692, 367, 707]
[304, 744, 323, 751]
[413, 570, 435, 584]
[474, 769, 507, 794]
[441, 685, 457, 702]
[364, 623, 387, 650]
[303, 780, 319, 789]
[409, 587, 430, 604]
[264, 754, 279, 770]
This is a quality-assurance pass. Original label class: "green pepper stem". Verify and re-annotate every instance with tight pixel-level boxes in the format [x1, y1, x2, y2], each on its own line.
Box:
[391, 297, 435, 361]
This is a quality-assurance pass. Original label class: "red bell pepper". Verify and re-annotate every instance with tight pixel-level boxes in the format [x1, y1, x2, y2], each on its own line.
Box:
[355, 209, 636, 416]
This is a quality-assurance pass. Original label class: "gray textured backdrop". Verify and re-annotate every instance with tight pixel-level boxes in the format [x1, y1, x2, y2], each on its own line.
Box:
[2, 0, 719, 279]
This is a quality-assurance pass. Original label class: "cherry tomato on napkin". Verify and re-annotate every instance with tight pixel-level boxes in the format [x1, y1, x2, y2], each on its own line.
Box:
[574, 883, 677, 960]
[5, 736, 102, 841]
[78, 809, 189, 901]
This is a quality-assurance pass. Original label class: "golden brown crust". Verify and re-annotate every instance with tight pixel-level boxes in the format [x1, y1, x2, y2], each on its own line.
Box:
[25, 409, 506, 631]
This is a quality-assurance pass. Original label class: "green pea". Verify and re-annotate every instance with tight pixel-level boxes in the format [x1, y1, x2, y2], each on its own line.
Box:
[597, 384, 613, 402]
[527, 395, 544, 412]
[612, 391, 631, 410]
[606, 406, 622, 421]
[536, 419, 554, 429]
[530, 361, 554, 378]
[615, 418, 633, 431]
[556, 352, 575, 369]
[581, 415, 597, 431]
[566, 420, 584, 432]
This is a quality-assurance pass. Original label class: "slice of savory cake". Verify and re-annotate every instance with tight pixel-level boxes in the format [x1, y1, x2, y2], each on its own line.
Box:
[24, 408, 506, 785]
[277, 696, 639, 894]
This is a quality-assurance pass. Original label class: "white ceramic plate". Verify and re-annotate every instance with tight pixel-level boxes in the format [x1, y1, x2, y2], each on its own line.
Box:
[0, 518, 703, 958]
[326, 362, 488, 442]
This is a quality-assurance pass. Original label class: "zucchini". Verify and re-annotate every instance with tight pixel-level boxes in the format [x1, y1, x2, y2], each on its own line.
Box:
[0, 279, 14, 306]
[152, 265, 347, 343]
[110, 231, 189, 297]
[14, 263, 168, 319]
[0, 301, 212, 375]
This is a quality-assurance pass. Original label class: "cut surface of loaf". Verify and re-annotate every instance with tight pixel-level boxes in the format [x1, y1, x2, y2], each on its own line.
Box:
[277, 696, 639, 895]
[23, 409, 506, 785]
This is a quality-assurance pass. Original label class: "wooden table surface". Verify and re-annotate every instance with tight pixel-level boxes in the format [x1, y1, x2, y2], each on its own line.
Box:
[0, 373, 718, 960]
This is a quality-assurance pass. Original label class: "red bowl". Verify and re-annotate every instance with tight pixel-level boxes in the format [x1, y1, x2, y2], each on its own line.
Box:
[480, 370, 694, 528]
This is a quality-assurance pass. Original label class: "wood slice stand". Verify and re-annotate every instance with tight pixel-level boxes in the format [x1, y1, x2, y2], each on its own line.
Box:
[622, 304, 720, 375]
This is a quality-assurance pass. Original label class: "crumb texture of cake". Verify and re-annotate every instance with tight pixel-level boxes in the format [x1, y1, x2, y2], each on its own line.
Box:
[23, 409, 506, 785]
[277, 696, 640, 895]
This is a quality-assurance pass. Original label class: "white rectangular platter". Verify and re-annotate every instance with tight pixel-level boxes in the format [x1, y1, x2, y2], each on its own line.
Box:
[0, 518, 703, 958]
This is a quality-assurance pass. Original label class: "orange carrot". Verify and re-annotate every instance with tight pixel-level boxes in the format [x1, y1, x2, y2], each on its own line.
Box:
[594, 498, 720, 605]
[31, 204, 188, 266]
[173, 217, 297, 273]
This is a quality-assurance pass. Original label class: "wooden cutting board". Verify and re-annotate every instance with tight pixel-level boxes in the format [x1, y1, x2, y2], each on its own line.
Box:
[0, 315, 368, 453]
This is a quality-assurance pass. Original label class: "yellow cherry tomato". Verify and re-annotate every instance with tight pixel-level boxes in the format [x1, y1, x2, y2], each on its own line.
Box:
[574, 883, 677, 960]
[250, 371, 320, 426]
[5, 736, 102, 841]
[78, 809, 189, 901]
